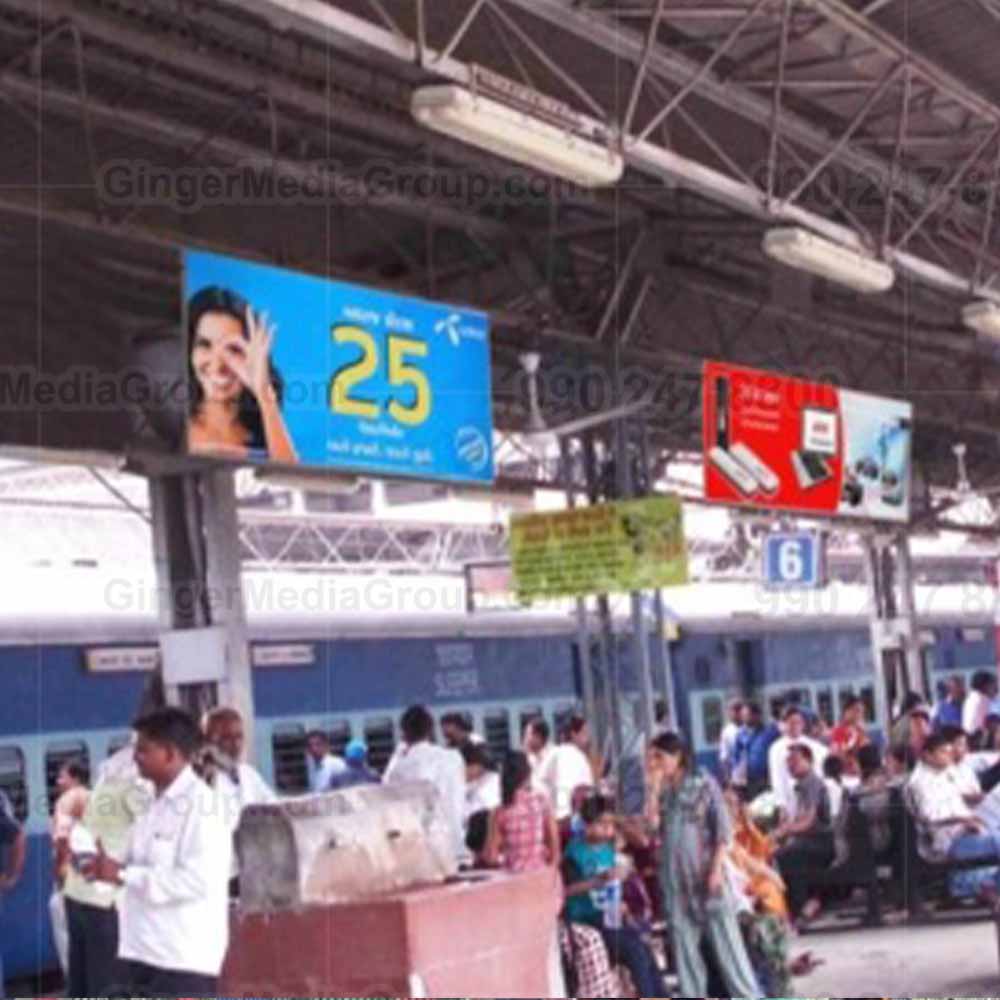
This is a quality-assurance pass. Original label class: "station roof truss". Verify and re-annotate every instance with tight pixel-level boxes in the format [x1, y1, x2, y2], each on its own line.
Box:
[3, 0, 1000, 524]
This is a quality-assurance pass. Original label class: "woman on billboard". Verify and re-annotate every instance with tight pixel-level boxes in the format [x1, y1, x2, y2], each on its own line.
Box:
[186, 286, 298, 463]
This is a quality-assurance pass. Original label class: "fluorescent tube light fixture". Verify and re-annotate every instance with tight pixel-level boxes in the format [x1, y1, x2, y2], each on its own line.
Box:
[962, 301, 1000, 339]
[763, 227, 895, 294]
[411, 84, 624, 188]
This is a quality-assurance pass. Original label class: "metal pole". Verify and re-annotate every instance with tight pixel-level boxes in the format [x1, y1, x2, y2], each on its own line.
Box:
[862, 534, 891, 734]
[652, 589, 678, 730]
[560, 437, 598, 736]
[894, 530, 926, 701]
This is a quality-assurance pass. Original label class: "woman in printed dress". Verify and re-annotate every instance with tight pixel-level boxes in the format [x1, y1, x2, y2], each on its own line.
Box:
[645, 731, 762, 999]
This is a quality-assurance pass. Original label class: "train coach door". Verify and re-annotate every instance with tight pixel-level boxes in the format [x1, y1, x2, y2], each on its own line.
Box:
[728, 636, 760, 701]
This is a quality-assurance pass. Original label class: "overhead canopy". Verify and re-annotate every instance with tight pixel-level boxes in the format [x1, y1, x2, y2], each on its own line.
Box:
[1, 0, 999, 511]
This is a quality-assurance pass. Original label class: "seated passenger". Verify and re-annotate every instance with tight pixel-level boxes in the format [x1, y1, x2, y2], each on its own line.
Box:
[562, 794, 667, 998]
[852, 744, 894, 856]
[829, 696, 869, 776]
[723, 790, 824, 997]
[774, 743, 835, 925]
[768, 708, 828, 817]
[328, 739, 381, 791]
[907, 731, 1000, 864]
[940, 725, 985, 808]
[724, 787, 787, 921]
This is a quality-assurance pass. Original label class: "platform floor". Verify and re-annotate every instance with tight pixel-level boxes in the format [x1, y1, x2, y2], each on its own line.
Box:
[792, 913, 1000, 997]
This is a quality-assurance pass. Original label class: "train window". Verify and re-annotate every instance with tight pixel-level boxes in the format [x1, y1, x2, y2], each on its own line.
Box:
[45, 741, 90, 815]
[816, 688, 834, 726]
[701, 696, 724, 747]
[328, 720, 352, 759]
[484, 709, 511, 761]
[271, 724, 309, 794]
[364, 717, 396, 774]
[107, 733, 131, 759]
[0, 746, 27, 823]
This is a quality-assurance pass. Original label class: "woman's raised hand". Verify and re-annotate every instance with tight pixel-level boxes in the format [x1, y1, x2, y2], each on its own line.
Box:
[230, 304, 276, 401]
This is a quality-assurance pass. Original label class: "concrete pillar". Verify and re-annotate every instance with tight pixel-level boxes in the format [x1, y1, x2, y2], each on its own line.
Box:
[149, 469, 254, 756]
[201, 468, 255, 750]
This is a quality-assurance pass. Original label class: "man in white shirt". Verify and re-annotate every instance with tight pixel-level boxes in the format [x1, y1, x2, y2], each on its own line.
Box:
[907, 731, 1000, 863]
[305, 730, 347, 793]
[440, 712, 486, 751]
[203, 707, 277, 828]
[541, 716, 595, 820]
[203, 707, 277, 895]
[768, 707, 828, 817]
[384, 705, 466, 865]
[84, 707, 232, 996]
[522, 717, 555, 795]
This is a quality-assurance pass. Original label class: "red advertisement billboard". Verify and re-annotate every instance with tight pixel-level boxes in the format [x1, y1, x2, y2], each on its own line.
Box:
[702, 361, 913, 522]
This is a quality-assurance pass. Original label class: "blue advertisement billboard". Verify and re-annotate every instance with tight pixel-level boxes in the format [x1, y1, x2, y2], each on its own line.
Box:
[182, 249, 494, 483]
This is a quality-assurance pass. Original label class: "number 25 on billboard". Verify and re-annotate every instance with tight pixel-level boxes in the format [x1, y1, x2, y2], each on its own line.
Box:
[330, 326, 432, 427]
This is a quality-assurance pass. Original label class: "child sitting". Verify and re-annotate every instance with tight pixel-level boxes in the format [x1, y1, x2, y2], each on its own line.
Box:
[562, 794, 667, 998]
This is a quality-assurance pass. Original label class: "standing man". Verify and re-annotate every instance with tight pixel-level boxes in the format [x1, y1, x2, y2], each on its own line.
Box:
[718, 699, 744, 784]
[384, 705, 466, 864]
[305, 730, 347, 793]
[202, 707, 276, 824]
[202, 707, 276, 897]
[934, 675, 966, 730]
[328, 740, 381, 791]
[63, 735, 152, 998]
[0, 788, 25, 1000]
[732, 702, 780, 801]
[440, 713, 485, 751]
[84, 708, 232, 996]
[768, 706, 828, 816]
[522, 717, 554, 794]
[541, 717, 596, 821]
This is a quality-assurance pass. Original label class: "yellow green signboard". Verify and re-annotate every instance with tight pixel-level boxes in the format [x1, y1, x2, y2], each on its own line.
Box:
[510, 495, 687, 601]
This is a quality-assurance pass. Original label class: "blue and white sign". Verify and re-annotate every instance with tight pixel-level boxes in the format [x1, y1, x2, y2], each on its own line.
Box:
[183, 249, 493, 483]
[762, 531, 826, 589]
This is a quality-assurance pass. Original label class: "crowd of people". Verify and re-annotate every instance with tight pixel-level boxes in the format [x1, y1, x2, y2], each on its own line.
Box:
[3, 673, 1000, 998]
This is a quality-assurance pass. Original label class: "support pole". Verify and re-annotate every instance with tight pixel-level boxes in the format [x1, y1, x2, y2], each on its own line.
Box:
[560, 437, 598, 740]
[149, 470, 255, 757]
[894, 530, 926, 701]
[862, 533, 891, 734]
[201, 468, 255, 754]
[651, 590, 678, 730]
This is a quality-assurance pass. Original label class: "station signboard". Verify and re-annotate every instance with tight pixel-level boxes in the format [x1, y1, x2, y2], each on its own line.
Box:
[510, 495, 687, 602]
[182, 249, 494, 484]
[703, 360, 912, 522]
[762, 531, 827, 589]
